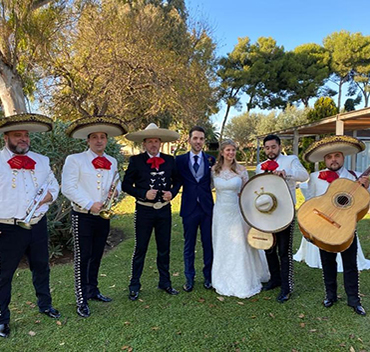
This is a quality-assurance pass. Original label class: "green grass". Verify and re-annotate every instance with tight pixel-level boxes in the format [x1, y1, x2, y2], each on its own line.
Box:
[2, 190, 370, 351]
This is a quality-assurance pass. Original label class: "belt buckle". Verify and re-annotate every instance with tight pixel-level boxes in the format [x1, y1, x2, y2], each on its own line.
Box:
[153, 202, 162, 210]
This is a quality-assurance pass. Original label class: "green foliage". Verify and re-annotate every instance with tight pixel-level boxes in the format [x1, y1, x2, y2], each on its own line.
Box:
[307, 97, 338, 122]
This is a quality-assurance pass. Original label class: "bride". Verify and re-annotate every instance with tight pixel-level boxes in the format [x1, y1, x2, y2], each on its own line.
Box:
[211, 140, 270, 298]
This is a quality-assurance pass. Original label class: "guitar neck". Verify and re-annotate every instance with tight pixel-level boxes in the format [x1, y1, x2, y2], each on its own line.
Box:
[360, 165, 370, 178]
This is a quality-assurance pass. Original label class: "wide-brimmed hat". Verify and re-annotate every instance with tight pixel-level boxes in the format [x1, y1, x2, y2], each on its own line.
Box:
[0, 113, 53, 133]
[66, 116, 128, 139]
[304, 135, 365, 163]
[239, 173, 295, 233]
[125, 123, 179, 143]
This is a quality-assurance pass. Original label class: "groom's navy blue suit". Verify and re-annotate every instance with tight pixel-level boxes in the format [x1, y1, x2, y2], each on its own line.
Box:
[176, 151, 215, 284]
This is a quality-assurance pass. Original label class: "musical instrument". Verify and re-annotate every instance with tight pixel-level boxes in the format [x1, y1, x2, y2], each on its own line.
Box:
[247, 228, 275, 250]
[239, 173, 294, 233]
[17, 172, 54, 230]
[297, 168, 370, 253]
[100, 171, 120, 219]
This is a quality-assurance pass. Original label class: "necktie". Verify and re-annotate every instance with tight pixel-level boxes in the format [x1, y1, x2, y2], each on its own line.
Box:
[7, 155, 36, 170]
[261, 160, 279, 172]
[147, 156, 165, 170]
[193, 155, 199, 173]
[92, 156, 112, 170]
[318, 170, 339, 183]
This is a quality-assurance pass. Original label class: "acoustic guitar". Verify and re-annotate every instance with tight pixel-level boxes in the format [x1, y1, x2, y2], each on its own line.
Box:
[297, 169, 370, 253]
[247, 228, 275, 250]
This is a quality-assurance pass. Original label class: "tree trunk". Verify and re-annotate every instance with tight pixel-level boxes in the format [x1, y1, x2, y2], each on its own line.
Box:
[0, 61, 27, 116]
[219, 103, 231, 142]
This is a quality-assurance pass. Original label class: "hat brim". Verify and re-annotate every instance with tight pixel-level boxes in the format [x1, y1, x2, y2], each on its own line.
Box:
[239, 173, 295, 233]
[0, 114, 53, 133]
[125, 128, 179, 143]
[66, 117, 128, 139]
[304, 136, 365, 163]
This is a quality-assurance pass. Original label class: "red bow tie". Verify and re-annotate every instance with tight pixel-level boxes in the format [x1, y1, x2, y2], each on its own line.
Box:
[261, 160, 279, 172]
[92, 156, 112, 170]
[7, 155, 36, 170]
[147, 156, 165, 170]
[318, 170, 339, 183]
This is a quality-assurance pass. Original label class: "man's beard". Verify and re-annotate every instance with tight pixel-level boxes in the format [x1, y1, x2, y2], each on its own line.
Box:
[328, 162, 341, 171]
[8, 140, 30, 154]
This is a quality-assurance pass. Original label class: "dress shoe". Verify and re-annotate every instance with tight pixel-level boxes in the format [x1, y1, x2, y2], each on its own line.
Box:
[277, 292, 291, 303]
[203, 281, 212, 290]
[162, 287, 179, 295]
[262, 281, 281, 291]
[183, 282, 194, 292]
[323, 298, 337, 308]
[89, 293, 112, 302]
[353, 305, 366, 316]
[129, 290, 139, 301]
[77, 304, 91, 318]
[0, 324, 10, 338]
[40, 307, 61, 319]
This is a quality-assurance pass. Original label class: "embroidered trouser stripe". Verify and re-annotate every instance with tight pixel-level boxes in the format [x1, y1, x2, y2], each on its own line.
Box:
[72, 213, 84, 306]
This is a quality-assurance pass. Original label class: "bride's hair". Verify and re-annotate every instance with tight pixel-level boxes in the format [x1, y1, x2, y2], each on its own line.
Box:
[214, 139, 242, 175]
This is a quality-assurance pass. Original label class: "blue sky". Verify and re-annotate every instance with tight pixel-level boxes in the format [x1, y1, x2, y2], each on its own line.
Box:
[185, 0, 370, 128]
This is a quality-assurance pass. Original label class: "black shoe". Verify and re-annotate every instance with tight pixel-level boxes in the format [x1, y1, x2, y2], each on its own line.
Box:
[353, 305, 366, 316]
[203, 281, 212, 290]
[77, 304, 91, 318]
[40, 307, 61, 319]
[323, 298, 337, 308]
[262, 281, 281, 291]
[277, 292, 291, 303]
[0, 324, 10, 338]
[129, 290, 139, 301]
[183, 282, 194, 292]
[89, 293, 112, 302]
[162, 287, 179, 295]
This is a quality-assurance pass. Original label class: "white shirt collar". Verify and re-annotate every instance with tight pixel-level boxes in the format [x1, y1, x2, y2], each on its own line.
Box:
[147, 152, 160, 158]
[190, 151, 202, 160]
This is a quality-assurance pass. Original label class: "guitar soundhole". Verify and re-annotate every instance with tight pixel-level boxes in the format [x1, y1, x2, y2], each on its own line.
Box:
[334, 193, 352, 208]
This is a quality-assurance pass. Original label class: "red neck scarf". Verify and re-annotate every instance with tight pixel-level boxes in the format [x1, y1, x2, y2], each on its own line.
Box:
[318, 170, 339, 183]
[261, 160, 279, 172]
[92, 156, 112, 170]
[8, 155, 36, 170]
[147, 156, 165, 170]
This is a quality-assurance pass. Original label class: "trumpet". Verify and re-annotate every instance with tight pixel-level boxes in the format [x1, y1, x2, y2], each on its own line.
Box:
[100, 171, 120, 220]
[17, 172, 54, 230]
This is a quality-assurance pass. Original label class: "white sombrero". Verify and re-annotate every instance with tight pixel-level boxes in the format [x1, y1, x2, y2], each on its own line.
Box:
[304, 135, 365, 163]
[239, 173, 295, 233]
[0, 113, 53, 133]
[125, 123, 180, 143]
[66, 116, 128, 139]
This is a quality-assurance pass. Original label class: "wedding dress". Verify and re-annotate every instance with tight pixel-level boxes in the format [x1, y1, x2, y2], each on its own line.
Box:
[294, 236, 370, 272]
[211, 168, 270, 298]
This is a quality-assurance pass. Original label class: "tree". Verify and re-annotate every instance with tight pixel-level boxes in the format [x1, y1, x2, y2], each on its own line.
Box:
[307, 97, 338, 122]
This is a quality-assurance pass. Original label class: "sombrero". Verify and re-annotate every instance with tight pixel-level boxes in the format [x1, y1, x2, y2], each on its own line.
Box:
[125, 123, 179, 143]
[66, 116, 128, 139]
[239, 173, 295, 233]
[0, 113, 53, 133]
[304, 135, 365, 163]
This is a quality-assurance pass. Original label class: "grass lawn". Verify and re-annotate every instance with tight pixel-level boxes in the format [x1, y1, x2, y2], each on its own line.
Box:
[2, 189, 370, 351]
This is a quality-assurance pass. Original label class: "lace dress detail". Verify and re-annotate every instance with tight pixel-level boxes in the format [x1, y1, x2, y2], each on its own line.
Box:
[211, 168, 270, 298]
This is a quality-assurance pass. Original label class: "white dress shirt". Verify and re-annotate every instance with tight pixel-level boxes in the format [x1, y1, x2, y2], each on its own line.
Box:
[0, 147, 59, 219]
[256, 154, 309, 204]
[61, 149, 121, 211]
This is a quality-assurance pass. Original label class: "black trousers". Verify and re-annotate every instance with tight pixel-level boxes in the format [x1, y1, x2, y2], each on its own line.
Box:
[0, 217, 51, 324]
[182, 203, 213, 283]
[129, 204, 172, 292]
[265, 220, 295, 294]
[320, 234, 360, 307]
[71, 211, 110, 306]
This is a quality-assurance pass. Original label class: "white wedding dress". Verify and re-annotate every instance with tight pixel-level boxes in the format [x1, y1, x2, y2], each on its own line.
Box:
[211, 168, 270, 298]
[294, 237, 370, 272]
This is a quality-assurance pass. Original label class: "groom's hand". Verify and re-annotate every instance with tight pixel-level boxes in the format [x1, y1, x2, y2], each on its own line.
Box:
[146, 189, 158, 200]
[162, 191, 172, 201]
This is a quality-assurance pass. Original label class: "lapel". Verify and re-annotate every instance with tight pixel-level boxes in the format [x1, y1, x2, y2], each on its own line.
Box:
[199, 151, 210, 181]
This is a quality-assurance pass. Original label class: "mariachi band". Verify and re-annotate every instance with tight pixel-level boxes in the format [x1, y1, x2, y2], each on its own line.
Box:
[0, 112, 369, 338]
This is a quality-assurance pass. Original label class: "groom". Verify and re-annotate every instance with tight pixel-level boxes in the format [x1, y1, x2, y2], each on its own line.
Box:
[176, 126, 215, 292]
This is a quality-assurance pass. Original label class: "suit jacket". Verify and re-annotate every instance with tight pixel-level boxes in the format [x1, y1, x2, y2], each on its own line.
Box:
[122, 152, 181, 203]
[304, 167, 362, 200]
[176, 151, 215, 217]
